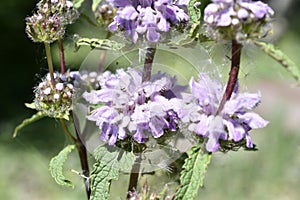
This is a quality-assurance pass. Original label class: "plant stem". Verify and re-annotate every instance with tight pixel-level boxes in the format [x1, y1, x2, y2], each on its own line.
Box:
[60, 118, 91, 199]
[74, 122, 91, 199]
[127, 155, 142, 198]
[58, 37, 66, 74]
[59, 119, 77, 144]
[44, 42, 55, 87]
[142, 47, 156, 82]
[98, 51, 106, 73]
[216, 40, 242, 115]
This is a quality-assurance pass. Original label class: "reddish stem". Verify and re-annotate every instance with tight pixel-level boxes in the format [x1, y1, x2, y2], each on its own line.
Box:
[216, 40, 242, 115]
[58, 37, 66, 74]
[142, 47, 156, 82]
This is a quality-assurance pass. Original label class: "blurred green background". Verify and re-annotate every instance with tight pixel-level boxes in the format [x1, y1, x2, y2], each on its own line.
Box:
[1, 0, 300, 199]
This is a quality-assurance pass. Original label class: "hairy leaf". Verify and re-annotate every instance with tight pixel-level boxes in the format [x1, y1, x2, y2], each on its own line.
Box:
[253, 40, 300, 83]
[90, 145, 121, 200]
[12, 111, 46, 138]
[92, 0, 102, 12]
[73, 0, 85, 9]
[49, 145, 76, 187]
[75, 36, 124, 51]
[175, 147, 211, 200]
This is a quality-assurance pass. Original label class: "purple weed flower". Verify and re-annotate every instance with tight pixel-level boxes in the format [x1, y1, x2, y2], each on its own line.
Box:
[187, 73, 268, 152]
[83, 68, 186, 145]
[204, 0, 274, 41]
[108, 0, 189, 43]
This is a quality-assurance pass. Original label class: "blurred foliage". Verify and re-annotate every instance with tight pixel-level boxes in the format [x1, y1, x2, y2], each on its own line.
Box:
[0, 0, 299, 200]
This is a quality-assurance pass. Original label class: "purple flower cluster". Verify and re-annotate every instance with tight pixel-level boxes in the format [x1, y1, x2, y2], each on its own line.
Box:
[204, 0, 274, 40]
[83, 68, 185, 145]
[184, 74, 268, 152]
[108, 0, 189, 43]
[83, 69, 268, 152]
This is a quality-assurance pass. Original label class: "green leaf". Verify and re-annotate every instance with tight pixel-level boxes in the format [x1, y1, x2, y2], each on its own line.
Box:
[12, 111, 46, 138]
[92, 0, 102, 12]
[118, 150, 135, 173]
[25, 102, 36, 109]
[49, 145, 76, 188]
[75, 37, 125, 51]
[188, 0, 201, 33]
[174, 147, 211, 200]
[90, 145, 121, 200]
[73, 0, 85, 9]
[253, 40, 300, 83]
[168, 0, 202, 46]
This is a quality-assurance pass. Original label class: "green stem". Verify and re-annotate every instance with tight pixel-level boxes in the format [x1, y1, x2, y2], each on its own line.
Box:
[216, 40, 242, 115]
[59, 119, 77, 144]
[44, 42, 55, 87]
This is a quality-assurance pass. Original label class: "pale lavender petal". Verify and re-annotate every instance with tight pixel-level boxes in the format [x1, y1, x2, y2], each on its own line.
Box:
[223, 119, 245, 142]
[238, 112, 269, 129]
[149, 117, 165, 138]
[195, 115, 211, 137]
[134, 127, 147, 143]
[206, 116, 226, 152]
[223, 92, 261, 114]
[245, 133, 253, 148]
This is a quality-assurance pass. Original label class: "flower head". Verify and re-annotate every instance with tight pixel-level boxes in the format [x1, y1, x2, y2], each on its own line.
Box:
[204, 0, 274, 41]
[108, 0, 189, 43]
[34, 71, 78, 119]
[83, 68, 185, 145]
[26, 0, 79, 43]
[185, 74, 268, 152]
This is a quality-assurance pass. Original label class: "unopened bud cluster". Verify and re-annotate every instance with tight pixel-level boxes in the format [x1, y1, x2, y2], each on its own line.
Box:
[26, 0, 79, 43]
[34, 71, 77, 118]
[204, 0, 274, 41]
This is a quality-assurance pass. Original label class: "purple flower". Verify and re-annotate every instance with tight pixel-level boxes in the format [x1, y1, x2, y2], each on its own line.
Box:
[186, 73, 268, 152]
[108, 0, 189, 43]
[204, 0, 274, 40]
[83, 68, 186, 145]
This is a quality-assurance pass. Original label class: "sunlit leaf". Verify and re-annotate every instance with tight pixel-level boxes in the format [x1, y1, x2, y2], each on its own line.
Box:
[188, 0, 201, 39]
[12, 111, 46, 138]
[253, 40, 300, 83]
[92, 0, 102, 12]
[49, 145, 76, 188]
[175, 147, 211, 200]
[74, 36, 125, 51]
[90, 145, 120, 200]
[73, 0, 85, 9]
[169, 0, 202, 46]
